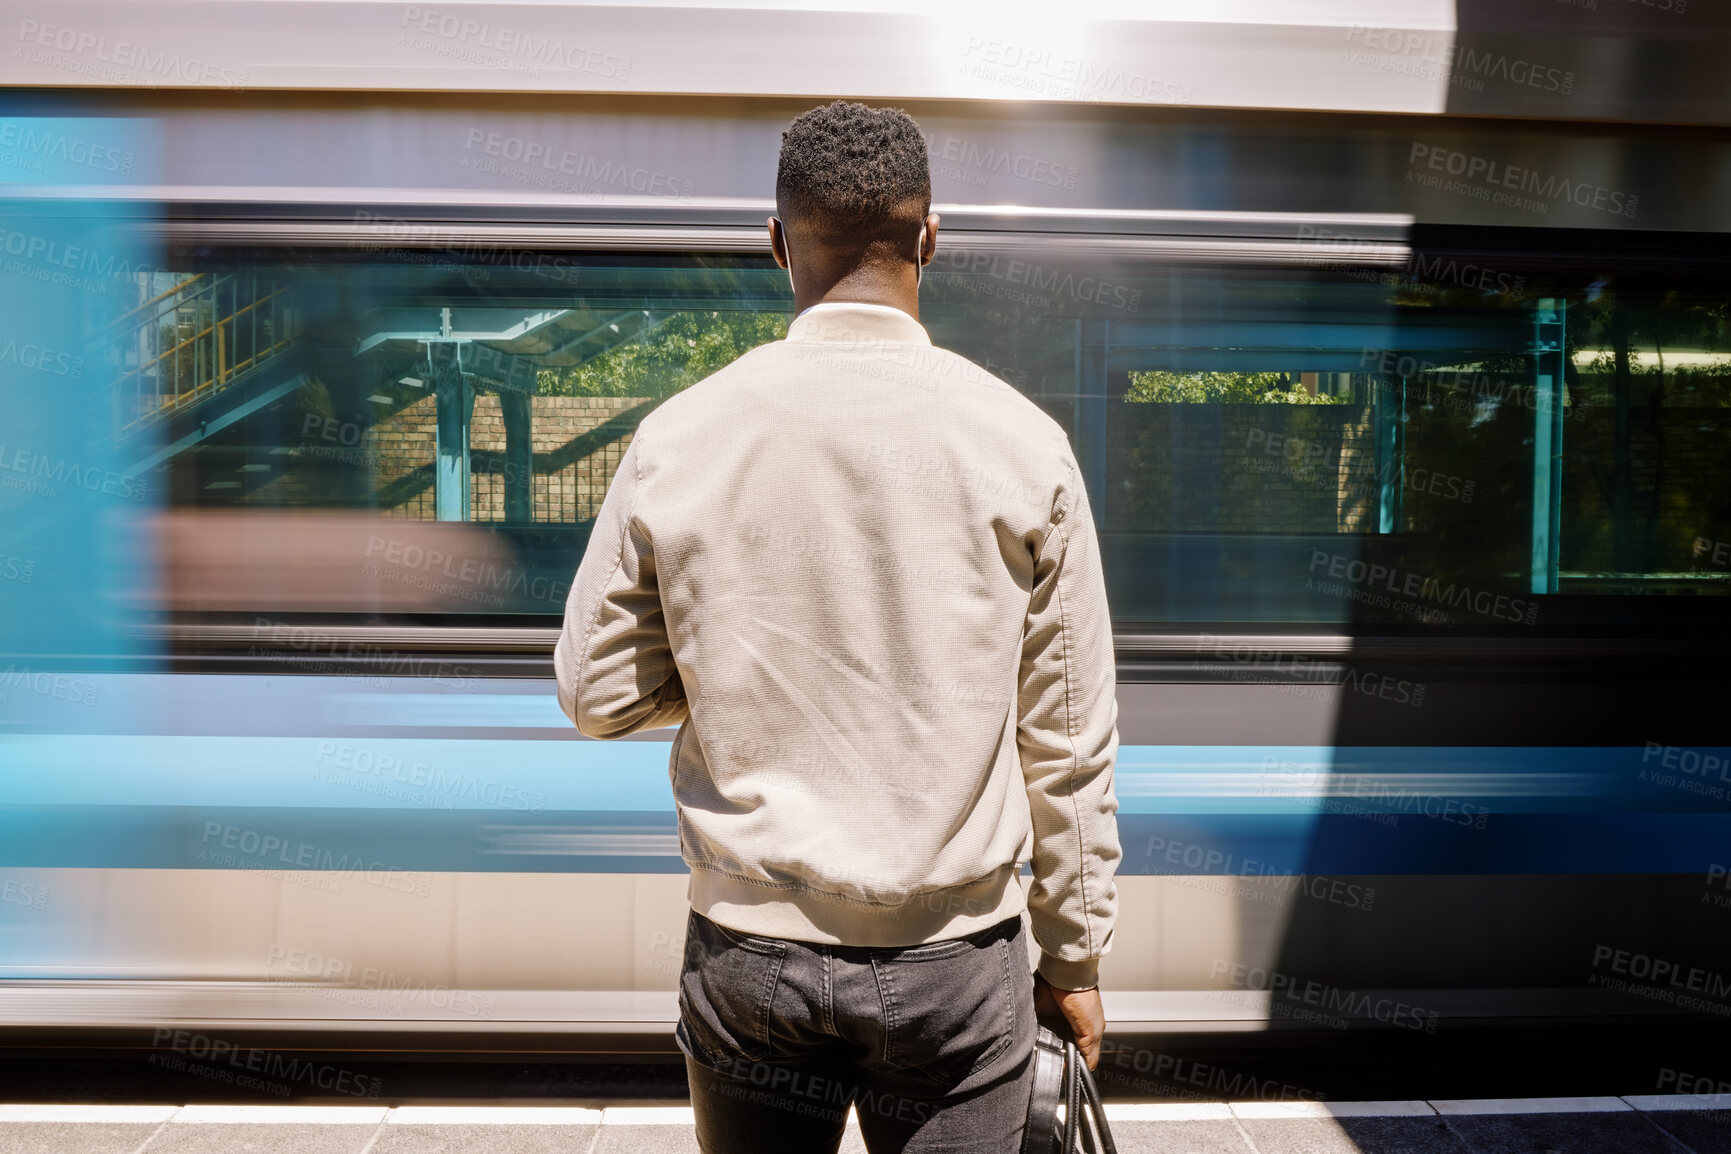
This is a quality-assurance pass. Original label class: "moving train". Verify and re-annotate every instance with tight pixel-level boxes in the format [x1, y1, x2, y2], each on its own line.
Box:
[2, 0, 1730, 1079]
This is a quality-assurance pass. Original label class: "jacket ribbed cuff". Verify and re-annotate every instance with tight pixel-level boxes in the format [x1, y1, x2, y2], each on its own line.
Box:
[1036, 952, 1100, 991]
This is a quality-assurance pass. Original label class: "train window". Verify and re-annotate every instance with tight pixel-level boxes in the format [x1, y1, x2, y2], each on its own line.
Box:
[955, 265, 1554, 631]
[925, 255, 1731, 633]
[122, 242, 1730, 633]
[130, 255, 789, 619]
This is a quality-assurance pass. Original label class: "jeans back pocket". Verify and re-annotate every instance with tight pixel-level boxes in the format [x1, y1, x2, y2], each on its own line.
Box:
[871, 920, 1028, 1086]
[679, 911, 789, 1065]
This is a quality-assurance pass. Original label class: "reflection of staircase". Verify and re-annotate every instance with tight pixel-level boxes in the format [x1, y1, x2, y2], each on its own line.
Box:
[114, 274, 307, 468]
[352, 306, 667, 521]
[110, 282, 672, 513]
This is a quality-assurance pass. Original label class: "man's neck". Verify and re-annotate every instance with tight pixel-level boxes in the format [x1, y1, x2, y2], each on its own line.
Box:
[793, 266, 920, 321]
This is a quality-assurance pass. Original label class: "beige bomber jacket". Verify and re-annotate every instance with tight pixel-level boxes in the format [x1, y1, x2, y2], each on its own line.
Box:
[555, 302, 1122, 989]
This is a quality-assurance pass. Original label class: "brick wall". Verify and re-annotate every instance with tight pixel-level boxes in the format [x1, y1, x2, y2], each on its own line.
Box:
[467, 395, 646, 523]
[1108, 404, 1380, 534]
[1106, 401, 1728, 576]
[259, 394, 650, 522]
[1563, 409, 1731, 573]
[372, 394, 435, 520]
[260, 393, 1727, 576]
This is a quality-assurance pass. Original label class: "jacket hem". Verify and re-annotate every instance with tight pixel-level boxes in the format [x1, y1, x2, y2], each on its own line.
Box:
[689, 862, 1028, 948]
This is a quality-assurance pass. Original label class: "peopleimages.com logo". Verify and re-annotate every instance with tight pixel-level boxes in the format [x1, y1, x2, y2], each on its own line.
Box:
[0, 121, 135, 176]
[398, 7, 631, 79]
[1408, 143, 1638, 219]
[15, 19, 249, 88]
[1343, 27, 1575, 95]
[1307, 550, 1539, 626]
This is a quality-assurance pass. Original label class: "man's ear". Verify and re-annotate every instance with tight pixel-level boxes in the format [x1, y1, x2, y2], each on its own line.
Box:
[920, 212, 940, 267]
[768, 216, 791, 270]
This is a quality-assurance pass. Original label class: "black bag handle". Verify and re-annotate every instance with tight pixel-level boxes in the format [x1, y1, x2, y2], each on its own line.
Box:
[1073, 1041, 1117, 1154]
[1021, 1025, 1118, 1154]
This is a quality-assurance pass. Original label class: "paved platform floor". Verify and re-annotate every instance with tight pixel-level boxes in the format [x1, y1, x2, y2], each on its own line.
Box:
[1, 1096, 1728, 1153]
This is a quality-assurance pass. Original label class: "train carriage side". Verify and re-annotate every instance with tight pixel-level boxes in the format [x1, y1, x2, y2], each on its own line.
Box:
[1, 85, 1729, 1047]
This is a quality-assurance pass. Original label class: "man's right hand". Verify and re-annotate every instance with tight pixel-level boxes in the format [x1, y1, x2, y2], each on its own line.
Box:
[1033, 972, 1105, 1070]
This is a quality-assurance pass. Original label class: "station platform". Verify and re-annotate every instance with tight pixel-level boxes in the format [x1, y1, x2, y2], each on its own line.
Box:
[2, 1096, 1727, 1153]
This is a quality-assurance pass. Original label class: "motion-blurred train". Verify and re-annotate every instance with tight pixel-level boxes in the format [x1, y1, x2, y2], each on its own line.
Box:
[2, 0, 1730, 1067]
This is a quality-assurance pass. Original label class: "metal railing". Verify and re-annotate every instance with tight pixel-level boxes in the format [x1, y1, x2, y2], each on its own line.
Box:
[111, 273, 296, 439]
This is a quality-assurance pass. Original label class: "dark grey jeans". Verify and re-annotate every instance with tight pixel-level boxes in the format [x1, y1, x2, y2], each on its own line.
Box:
[676, 908, 1037, 1154]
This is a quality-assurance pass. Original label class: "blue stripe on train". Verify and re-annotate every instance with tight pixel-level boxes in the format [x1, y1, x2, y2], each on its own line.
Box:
[0, 808, 1728, 876]
[0, 737, 1726, 873]
[3, 736, 1727, 811]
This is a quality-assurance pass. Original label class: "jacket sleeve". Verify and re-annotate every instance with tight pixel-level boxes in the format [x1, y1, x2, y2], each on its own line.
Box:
[1017, 461, 1122, 991]
[555, 433, 688, 738]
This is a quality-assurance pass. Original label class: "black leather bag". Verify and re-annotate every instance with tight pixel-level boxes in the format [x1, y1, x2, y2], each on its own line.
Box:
[1020, 1025, 1118, 1154]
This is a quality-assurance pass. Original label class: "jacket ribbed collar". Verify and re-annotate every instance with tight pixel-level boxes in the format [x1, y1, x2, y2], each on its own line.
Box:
[785, 301, 932, 347]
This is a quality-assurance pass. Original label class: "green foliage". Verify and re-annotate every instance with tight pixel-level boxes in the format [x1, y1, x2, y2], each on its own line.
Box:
[536, 311, 789, 398]
[1125, 370, 1347, 404]
[1575, 351, 1731, 408]
[1569, 288, 1731, 407]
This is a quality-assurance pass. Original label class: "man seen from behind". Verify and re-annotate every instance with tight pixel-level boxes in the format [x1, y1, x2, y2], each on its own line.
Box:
[557, 100, 1122, 1154]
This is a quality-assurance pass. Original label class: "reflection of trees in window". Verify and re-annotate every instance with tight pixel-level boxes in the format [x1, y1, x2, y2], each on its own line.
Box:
[535, 311, 788, 399]
[1572, 288, 1731, 409]
[1566, 287, 1731, 577]
[1124, 371, 1347, 405]
[1576, 351, 1731, 408]
[1109, 373, 1360, 537]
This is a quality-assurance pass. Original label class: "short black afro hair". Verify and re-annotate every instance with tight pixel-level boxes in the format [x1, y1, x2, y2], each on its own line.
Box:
[776, 101, 931, 250]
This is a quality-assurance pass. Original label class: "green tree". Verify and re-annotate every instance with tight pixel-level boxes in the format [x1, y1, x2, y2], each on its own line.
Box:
[1125, 370, 1345, 404]
[535, 311, 789, 399]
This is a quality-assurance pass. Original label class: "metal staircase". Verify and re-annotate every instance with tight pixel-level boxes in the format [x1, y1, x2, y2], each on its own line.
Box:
[111, 273, 300, 443]
[111, 272, 316, 483]
[107, 275, 671, 519]
[351, 305, 665, 520]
